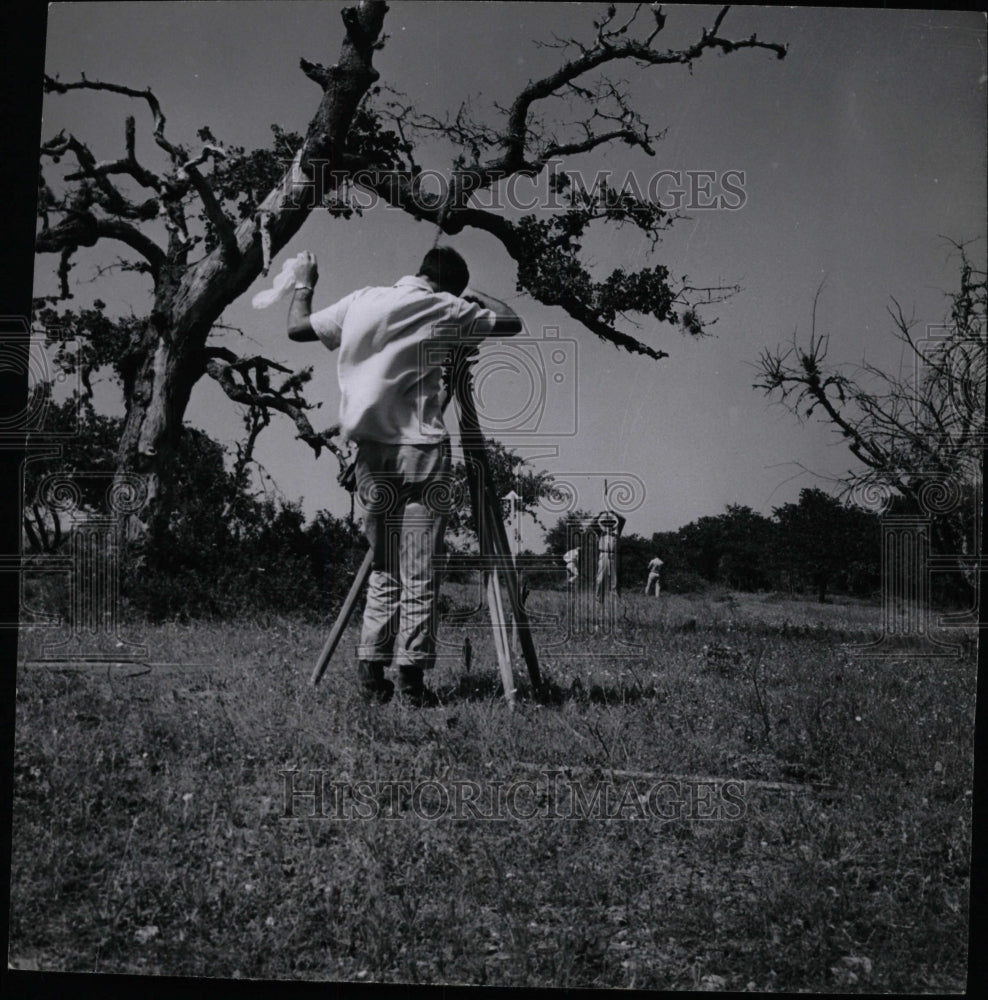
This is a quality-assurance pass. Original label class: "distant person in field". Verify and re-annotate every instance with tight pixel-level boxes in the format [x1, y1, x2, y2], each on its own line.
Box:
[287, 246, 521, 705]
[563, 547, 580, 583]
[593, 510, 626, 602]
[645, 555, 664, 596]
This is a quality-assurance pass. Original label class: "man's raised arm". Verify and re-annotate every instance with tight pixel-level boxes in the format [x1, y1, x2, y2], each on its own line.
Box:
[462, 289, 523, 335]
[287, 250, 320, 342]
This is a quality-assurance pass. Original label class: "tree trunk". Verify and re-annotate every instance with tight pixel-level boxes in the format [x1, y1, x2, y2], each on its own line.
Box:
[116, 313, 202, 538]
[113, 0, 389, 536]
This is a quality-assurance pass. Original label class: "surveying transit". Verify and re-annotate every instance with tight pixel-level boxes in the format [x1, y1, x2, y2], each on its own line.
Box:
[273, 244, 542, 707]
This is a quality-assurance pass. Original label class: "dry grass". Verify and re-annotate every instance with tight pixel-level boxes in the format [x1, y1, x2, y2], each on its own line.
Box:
[10, 587, 976, 990]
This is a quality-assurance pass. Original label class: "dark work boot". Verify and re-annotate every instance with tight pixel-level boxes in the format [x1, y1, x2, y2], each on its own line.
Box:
[397, 665, 440, 708]
[357, 660, 394, 704]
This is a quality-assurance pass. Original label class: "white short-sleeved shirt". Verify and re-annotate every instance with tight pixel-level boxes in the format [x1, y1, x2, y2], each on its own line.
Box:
[648, 557, 664, 573]
[564, 549, 580, 564]
[309, 275, 497, 444]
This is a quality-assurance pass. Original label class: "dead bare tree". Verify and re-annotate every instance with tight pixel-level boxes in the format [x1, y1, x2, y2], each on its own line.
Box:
[755, 242, 986, 600]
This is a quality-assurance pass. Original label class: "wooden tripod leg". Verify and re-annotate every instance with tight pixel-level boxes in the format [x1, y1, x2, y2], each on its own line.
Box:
[453, 362, 543, 696]
[480, 484, 543, 692]
[310, 547, 374, 687]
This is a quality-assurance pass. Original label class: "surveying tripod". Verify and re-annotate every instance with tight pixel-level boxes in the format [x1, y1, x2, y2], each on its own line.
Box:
[310, 350, 543, 706]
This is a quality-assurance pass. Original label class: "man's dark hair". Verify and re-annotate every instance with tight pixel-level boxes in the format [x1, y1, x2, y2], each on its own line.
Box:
[418, 246, 470, 296]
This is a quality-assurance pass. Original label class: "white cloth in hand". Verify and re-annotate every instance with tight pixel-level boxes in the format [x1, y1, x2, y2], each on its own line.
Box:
[251, 253, 310, 309]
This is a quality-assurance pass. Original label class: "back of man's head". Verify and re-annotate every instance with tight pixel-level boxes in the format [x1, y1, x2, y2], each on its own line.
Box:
[418, 246, 470, 296]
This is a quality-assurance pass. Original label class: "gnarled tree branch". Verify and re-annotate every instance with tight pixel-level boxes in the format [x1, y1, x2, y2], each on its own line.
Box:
[36, 208, 167, 281]
[495, 3, 785, 175]
[44, 74, 186, 165]
[357, 4, 784, 356]
[202, 346, 346, 461]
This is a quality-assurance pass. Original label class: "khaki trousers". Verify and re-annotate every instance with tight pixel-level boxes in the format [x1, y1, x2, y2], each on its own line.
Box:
[354, 440, 450, 669]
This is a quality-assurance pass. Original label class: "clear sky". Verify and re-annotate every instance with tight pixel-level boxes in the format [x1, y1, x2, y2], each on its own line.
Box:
[36, 3, 987, 542]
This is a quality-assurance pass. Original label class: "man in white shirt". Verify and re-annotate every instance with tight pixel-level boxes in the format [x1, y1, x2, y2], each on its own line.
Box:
[563, 547, 580, 584]
[287, 247, 520, 705]
[645, 555, 664, 596]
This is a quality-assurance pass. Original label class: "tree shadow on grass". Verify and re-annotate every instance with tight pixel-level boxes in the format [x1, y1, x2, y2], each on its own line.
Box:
[538, 674, 671, 707]
[438, 672, 509, 703]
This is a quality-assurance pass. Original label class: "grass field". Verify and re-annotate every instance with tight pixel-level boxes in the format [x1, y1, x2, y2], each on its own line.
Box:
[10, 586, 976, 990]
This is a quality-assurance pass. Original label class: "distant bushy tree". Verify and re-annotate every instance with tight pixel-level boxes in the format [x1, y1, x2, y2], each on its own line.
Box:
[542, 508, 596, 585]
[448, 439, 556, 546]
[673, 505, 774, 590]
[22, 387, 119, 554]
[616, 533, 653, 591]
[305, 509, 367, 613]
[639, 530, 702, 594]
[772, 487, 880, 601]
[24, 389, 363, 621]
[543, 508, 596, 557]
